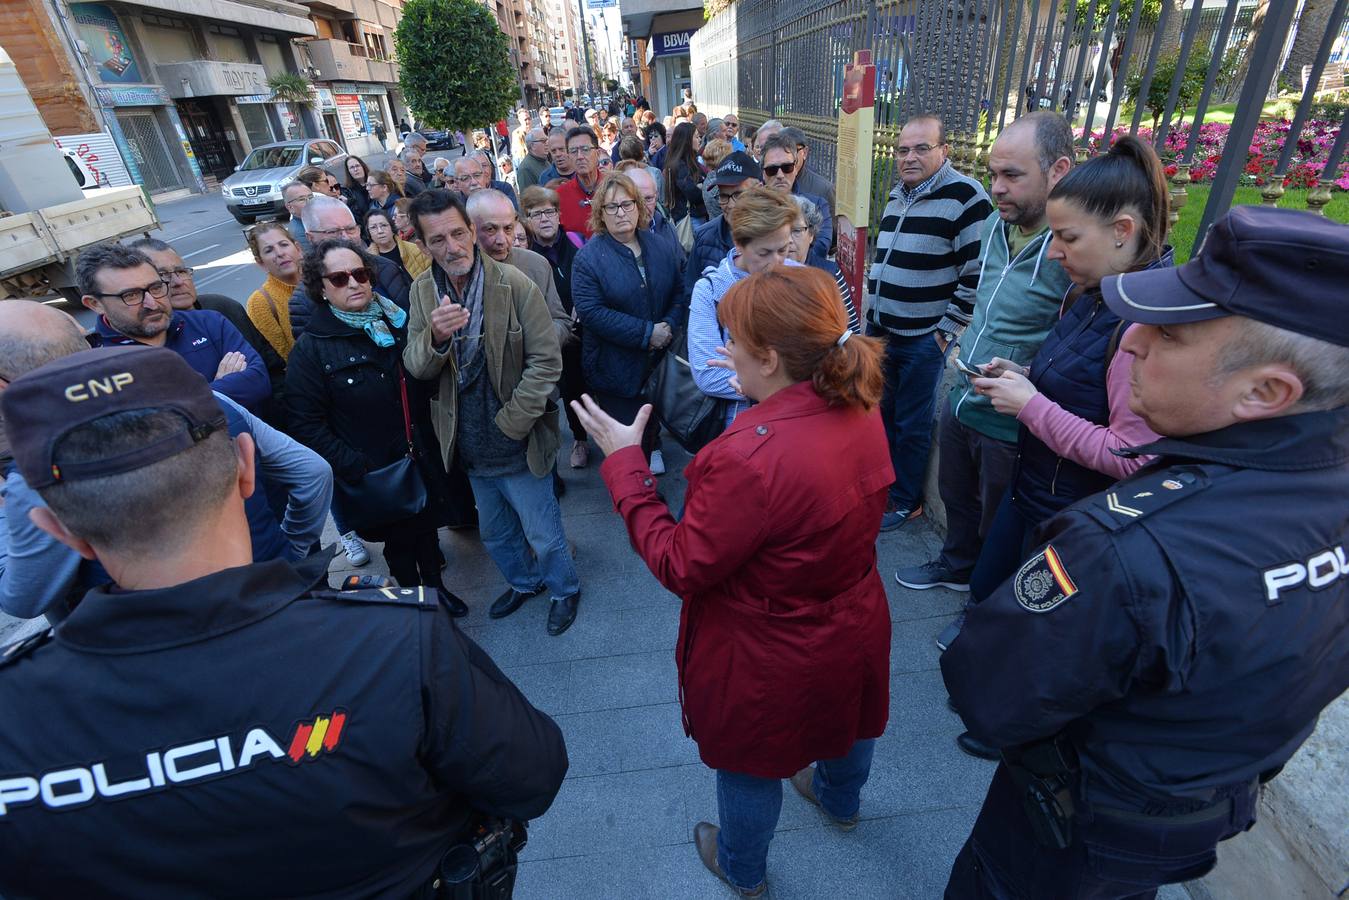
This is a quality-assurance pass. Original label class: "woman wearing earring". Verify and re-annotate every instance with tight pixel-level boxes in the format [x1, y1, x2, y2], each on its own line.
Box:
[964, 135, 1171, 607]
[284, 238, 466, 614]
[245, 221, 303, 361]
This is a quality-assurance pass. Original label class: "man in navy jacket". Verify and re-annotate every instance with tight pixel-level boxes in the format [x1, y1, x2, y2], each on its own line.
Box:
[79, 243, 270, 412]
[685, 152, 762, 300]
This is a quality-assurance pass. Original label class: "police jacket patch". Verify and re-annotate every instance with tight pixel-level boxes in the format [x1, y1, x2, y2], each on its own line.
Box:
[1014, 544, 1079, 613]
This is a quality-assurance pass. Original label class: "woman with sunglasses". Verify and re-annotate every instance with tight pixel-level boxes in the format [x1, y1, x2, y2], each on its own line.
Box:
[245, 221, 303, 361]
[365, 208, 430, 281]
[284, 239, 466, 614]
[571, 173, 684, 475]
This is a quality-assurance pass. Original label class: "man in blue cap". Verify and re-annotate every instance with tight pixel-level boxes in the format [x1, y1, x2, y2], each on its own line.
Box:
[941, 206, 1349, 898]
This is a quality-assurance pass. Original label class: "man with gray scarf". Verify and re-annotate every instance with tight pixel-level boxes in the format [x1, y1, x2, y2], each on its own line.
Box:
[403, 189, 581, 636]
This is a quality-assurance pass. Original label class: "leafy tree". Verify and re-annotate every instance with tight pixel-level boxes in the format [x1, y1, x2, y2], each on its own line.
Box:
[1126, 49, 1239, 131]
[395, 0, 518, 134]
[1072, 0, 1162, 27]
[267, 72, 314, 139]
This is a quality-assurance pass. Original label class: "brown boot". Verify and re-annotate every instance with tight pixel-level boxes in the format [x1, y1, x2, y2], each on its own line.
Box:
[790, 766, 858, 832]
[692, 821, 767, 897]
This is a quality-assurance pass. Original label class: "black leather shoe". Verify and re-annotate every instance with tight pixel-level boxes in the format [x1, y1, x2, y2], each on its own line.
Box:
[956, 731, 1000, 761]
[437, 587, 468, 618]
[489, 585, 544, 620]
[546, 592, 579, 636]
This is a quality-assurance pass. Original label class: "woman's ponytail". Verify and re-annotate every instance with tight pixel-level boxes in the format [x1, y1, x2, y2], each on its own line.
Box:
[718, 267, 884, 412]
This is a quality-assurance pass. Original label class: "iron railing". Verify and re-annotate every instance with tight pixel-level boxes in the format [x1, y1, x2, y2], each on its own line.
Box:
[690, 0, 1348, 253]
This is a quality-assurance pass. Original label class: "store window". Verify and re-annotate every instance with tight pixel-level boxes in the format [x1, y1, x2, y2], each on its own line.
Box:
[237, 103, 276, 148]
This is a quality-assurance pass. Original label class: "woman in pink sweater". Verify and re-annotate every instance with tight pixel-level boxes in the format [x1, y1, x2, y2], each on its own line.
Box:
[965, 136, 1169, 603]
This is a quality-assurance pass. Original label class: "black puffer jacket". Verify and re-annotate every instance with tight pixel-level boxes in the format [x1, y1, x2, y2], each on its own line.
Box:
[288, 254, 411, 340]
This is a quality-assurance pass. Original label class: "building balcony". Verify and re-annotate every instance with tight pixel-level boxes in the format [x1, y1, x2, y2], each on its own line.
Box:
[367, 59, 398, 83]
[298, 0, 356, 16]
[306, 38, 371, 81]
[158, 60, 270, 98]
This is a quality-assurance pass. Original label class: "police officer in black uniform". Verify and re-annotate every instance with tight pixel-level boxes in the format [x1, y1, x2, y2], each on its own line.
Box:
[0, 346, 568, 898]
[940, 206, 1349, 899]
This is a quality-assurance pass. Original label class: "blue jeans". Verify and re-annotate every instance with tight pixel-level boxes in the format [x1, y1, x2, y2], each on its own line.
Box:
[715, 738, 876, 890]
[968, 490, 1036, 603]
[469, 470, 580, 599]
[870, 327, 947, 511]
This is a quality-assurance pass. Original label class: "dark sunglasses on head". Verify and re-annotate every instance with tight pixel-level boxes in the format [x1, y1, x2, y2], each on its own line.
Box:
[322, 267, 372, 288]
[763, 162, 795, 177]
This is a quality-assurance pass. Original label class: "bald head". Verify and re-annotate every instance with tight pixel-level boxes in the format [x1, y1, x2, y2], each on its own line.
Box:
[466, 190, 517, 262]
[625, 167, 659, 220]
[0, 301, 90, 383]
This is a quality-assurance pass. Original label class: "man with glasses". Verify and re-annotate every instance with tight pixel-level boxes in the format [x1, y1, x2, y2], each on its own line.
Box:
[517, 126, 551, 192]
[780, 126, 836, 236]
[282, 182, 314, 248]
[556, 126, 604, 239]
[864, 114, 993, 534]
[286, 195, 413, 339]
[79, 243, 270, 413]
[684, 151, 762, 300]
[126, 237, 286, 416]
[760, 134, 833, 260]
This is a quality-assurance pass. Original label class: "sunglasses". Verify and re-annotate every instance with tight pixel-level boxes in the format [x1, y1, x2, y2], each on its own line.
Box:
[763, 162, 795, 177]
[322, 267, 372, 288]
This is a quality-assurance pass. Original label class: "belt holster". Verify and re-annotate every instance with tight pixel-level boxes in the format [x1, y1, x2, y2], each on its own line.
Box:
[1003, 734, 1080, 851]
[433, 818, 527, 900]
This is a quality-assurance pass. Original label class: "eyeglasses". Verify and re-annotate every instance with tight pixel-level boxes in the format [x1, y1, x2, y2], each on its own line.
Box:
[763, 162, 795, 177]
[567, 145, 598, 156]
[157, 266, 194, 280]
[718, 190, 748, 206]
[286, 193, 313, 205]
[454, 173, 482, 183]
[527, 208, 559, 221]
[309, 224, 362, 238]
[896, 143, 941, 158]
[93, 279, 170, 307]
[602, 199, 636, 216]
[322, 267, 372, 288]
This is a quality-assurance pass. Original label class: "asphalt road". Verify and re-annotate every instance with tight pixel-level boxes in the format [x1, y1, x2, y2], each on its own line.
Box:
[143, 146, 468, 311]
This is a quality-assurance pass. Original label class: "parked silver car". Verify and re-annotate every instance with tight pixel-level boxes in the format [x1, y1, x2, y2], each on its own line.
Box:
[221, 139, 348, 224]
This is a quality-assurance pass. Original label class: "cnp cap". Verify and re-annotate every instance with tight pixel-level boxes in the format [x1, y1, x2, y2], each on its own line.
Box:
[0, 346, 226, 489]
[1102, 206, 1349, 347]
[714, 151, 762, 186]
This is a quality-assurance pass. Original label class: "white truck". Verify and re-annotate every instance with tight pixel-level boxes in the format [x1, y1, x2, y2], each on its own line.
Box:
[0, 47, 158, 303]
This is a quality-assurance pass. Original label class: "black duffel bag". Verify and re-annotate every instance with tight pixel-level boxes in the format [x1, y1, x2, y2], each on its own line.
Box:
[641, 328, 728, 454]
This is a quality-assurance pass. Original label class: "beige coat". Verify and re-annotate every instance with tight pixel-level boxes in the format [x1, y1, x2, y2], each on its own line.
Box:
[506, 246, 576, 349]
[403, 254, 562, 477]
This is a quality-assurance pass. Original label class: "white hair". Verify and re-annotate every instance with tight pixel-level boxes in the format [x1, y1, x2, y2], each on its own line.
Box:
[301, 194, 354, 230]
[465, 189, 515, 222]
[1217, 318, 1349, 412]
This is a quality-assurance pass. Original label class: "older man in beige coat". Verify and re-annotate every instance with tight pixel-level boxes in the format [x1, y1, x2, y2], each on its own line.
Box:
[403, 189, 580, 636]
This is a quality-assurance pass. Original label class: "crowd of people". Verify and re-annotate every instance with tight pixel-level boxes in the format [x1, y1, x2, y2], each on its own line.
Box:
[0, 91, 1345, 900]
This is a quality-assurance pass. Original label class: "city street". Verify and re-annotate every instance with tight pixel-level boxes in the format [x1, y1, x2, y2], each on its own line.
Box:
[0, 168, 1198, 900]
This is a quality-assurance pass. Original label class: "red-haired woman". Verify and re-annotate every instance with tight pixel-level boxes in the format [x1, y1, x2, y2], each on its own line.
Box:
[572, 266, 894, 897]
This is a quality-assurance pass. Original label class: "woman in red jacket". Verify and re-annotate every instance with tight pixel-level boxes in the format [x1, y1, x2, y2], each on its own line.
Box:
[573, 266, 894, 897]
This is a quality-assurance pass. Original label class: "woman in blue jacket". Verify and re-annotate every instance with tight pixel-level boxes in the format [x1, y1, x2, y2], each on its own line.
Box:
[571, 172, 685, 473]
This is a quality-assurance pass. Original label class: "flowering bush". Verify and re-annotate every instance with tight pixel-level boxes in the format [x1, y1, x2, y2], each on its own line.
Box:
[1075, 119, 1346, 190]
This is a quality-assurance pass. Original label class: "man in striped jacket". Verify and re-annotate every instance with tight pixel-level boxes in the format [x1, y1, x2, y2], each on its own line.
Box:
[867, 114, 992, 531]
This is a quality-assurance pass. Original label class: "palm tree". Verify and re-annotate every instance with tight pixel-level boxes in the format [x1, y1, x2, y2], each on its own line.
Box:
[267, 72, 314, 140]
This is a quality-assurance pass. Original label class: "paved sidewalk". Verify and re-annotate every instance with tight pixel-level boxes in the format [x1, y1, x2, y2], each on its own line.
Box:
[325, 437, 1191, 900]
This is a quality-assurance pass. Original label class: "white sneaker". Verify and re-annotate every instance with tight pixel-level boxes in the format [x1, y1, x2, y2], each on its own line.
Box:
[340, 530, 370, 566]
[649, 450, 666, 476]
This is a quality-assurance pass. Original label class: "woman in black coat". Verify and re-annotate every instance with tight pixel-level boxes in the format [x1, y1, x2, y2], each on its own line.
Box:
[662, 122, 708, 227]
[284, 238, 467, 614]
[341, 155, 372, 224]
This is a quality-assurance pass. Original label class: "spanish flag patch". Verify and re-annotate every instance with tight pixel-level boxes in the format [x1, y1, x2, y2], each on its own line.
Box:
[1013, 544, 1079, 613]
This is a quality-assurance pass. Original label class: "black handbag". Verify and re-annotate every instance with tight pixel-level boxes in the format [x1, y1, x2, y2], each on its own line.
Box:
[641, 328, 728, 453]
[334, 365, 429, 532]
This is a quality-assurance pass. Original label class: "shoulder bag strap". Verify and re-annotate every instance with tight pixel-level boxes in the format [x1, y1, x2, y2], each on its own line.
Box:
[396, 364, 415, 456]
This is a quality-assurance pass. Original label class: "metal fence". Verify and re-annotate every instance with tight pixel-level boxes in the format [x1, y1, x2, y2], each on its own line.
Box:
[690, 0, 1349, 252]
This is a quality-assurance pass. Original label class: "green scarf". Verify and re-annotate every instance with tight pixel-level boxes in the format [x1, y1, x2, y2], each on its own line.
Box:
[329, 295, 407, 348]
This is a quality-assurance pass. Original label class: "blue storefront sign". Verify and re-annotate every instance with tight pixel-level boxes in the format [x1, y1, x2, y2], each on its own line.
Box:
[650, 29, 696, 59]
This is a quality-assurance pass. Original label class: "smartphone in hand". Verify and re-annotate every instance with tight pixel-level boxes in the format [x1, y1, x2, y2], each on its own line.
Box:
[954, 357, 983, 379]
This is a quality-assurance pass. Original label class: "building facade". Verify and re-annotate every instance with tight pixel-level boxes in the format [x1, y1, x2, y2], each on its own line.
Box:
[618, 0, 700, 114]
[548, 0, 585, 100]
[296, 0, 407, 159]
